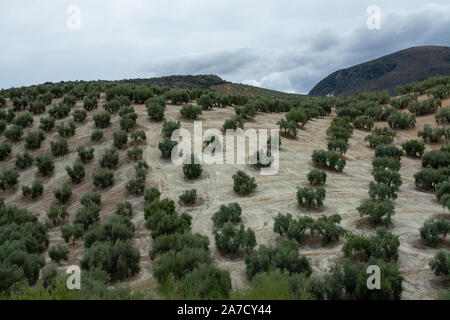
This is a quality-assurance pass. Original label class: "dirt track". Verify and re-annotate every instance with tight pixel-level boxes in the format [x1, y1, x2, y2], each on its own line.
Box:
[2, 96, 449, 299]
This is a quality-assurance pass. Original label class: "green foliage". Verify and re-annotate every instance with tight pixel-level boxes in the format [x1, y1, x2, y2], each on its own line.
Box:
[212, 203, 242, 227]
[29, 100, 46, 115]
[24, 130, 46, 150]
[402, 140, 425, 158]
[103, 100, 121, 114]
[66, 162, 85, 184]
[4, 125, 23, 142]
[297, 187, 326, 209]
[182, 263, 232, 299]
[235, 102, 258, 120]
[130, 130, 146, 143]
[418, 125, 449, 144]
[39, 116, 55, 132]
[419, 219, 450, 247]
[364, 127, 396, 148]
[422, 150, 450, 169]
[53, 184, 72, 205]
[158, 138, 178, 159]
[120, 112, 137, 132]
[368, 181, 398, 201]
[435, 107, 450, 124]
[35, 154, 54, 176]
[48, 103, 70, 119]
[372, 169, 402, 190]
[387, 111, 416, 129]
[93, 169, 114, 189]
[63, 94, 76, 107]
[127, 146, 143, 160]
[180, 104, 202, 119]
[353, 116, 374, 131]
[83, 215, 135, 249]
[414, 167, 450, 191]
[429, 250, 450, 279]
[73, 109, 87, 122]
[198, 94, 214, 110]
[115, 202, 133, 217]
[60, 223, 84, 245]
[214, 223, 256, 257]
[183, 154, 203, 180]
[223, 116, 245, 131]
[162, 120, 181, 138]
[327, 139, 348, 154]
[83, 97, 98, 111]
[312, 150, 346, 172]
[144, 187, 161, 203]
[233, 170, 257, 195]
[357, 199, 395, 226]
[307, 169, 327, 186]
[244, 238, 312, 280]
[13, 112, 34, 128]
[374, 144, 403, 160]
[51, 138, 69, 157]
[408, 98, 441, 116]
[21, 180, 43, 200]
[48, 244, 69, 264]
[146, 100, 165, 121]
[0, 142, 12, 161]
[93, 112, 111, 128]
[179, 189, 197, 205]
[100, 148, 119, 169]
[0, 169, 19, 191]
[112, 130, 128, 149]
[150, 232, 209, 260]
[278, 119, 298, 137]
[91, 129, 104, 142]
[47, 205, 69, 226]
[77, 146, 94, 163]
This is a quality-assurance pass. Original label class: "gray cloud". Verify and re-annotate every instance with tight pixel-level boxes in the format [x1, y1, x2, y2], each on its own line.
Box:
[0, 1, 449, 93]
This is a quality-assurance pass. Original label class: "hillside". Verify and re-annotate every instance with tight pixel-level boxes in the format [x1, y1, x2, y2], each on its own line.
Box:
[310, 46, 450, 97]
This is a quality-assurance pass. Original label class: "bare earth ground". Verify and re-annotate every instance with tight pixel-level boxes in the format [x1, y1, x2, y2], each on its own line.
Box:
[1, 96, 449, 299]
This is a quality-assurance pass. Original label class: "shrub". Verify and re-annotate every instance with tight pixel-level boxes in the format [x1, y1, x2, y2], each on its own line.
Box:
[436, 180, 450, 205]
[408, 98, 441, 116]
[83, 215, 135, 249]
[120, 113, 137, 132]
[13, 112, 34, 128]
[0, 142, 12, 161]
[51, 138, 69, 157]
[22, 180, 43, 200]
[93, 112, 111, 128]
[116, 202, 133, 217]
[429, 250, 450, 279]
[435, 107, 450, 124]
[391, 94, 416, 109]
[414, 168, 450, 191]
[233, 170, 257, 195]
[223, 116, 245, 131]
[77, 146, 95, 163]
[91, 129, 104, 142]
[353, 116, 374, 131]
[180, 104, 202, 119]
[144, 187, 161, 203]
[80, 193, 101, 207]
[131, 130, 146, 143]
[307, 169, 327, 186]
[57, 120, 76, 137]
[149, 232, 209, 260]
[311, 150, 346, 172]
[73, 109, 87, 122]
[83, 97, 98, 111]
[158, 138, 178, 159]
[364, 128, 396, 147]
[182, 155, 203, 180]
[24, 130, 46, 150]
[48, 103, 70, 119]
[162, 120, 181, 138]
[278, 119, 297, 137]
[146, 101, 165, 121]
[372, 157, 401, 172]
[63, 94, 76, 107]
[368, 182, 398, 201]
[297, 187, 326, 209]
[357, 199, 395, 226]
[179, 189, 197, 205]
[418, 125, 448, 144]
[53, 184, 72, 205]
[183, 263, 232, 299]
[214, 223, 256, 256]
[29, 100, 46, 114]
[112, 130, 128, 149]
[103, 100, 121, 114]
[0, 169, 19, 191]
[327, 124, 352, 143]
[15, 151, 33, 170]
[39, 116, 55, 132]
[93, 169, 114, 189]
[372, 169, 402, 190]
[99, 148, 119, 169]
[212, 203, 242, 227]
[244, 238, 312, 280]
[387, 112, 416, 129]
[4, 125, 23, 142]
[47, 205, 69, 226]
[235, 103, 257, 120]
[35, 154, 54, 176]
[48, 245, 69, 264]
[402, 140, 425, 158]
[126, 176, 146, 196]
[166, 89, 190, 105]
[419, 219, 450, 247]
[127, 146, 143, 160]
[374, 144, 403, 160]
[66, 162, 85, 184]
[74, 204, 101, 230]
[422, 150, 450, 169]
[327, 139, 348, 154]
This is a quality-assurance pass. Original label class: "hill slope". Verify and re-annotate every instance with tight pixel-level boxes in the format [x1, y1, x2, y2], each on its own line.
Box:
[309, 46, 450, 97]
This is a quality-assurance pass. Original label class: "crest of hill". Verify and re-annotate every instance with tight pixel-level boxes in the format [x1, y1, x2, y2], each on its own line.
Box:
[309, 46, 450, 97]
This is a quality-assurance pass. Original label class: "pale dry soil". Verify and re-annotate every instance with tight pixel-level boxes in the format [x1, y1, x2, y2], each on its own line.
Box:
[1, 96, 449, 299]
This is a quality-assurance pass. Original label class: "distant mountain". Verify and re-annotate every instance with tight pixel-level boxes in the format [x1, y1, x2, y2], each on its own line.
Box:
[309, 46, 450, 97]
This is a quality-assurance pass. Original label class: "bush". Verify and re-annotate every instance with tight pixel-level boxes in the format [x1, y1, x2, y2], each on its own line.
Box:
[116, 202, 133, 217]
[81, 240, 140, 280]
[66, 162, 85, 184]
[63, 94, 76, 107]
[368, 182, 398, 201]
[83, 97, 98, 111]
[353, 116, 374, 131]
[422, 150, 450, 169]
[183, 263, 232, 299]
[435, 107, 450, 124]
[144, 187, 161, 203]
[418, 125, 448, 144]
[327, 124, 352, 143]
[146, 101, 165, 121]
[83, 215, 135, 249]
[48, 245, 69, 264]
[166, 89, 190, 105]
[179, 189, 197, 205]
[374, 144, 403, 160]
[13, 112, 34, 128]
[30, 100, 46, 114]
[391, 94, 416, 109]
[4, 125, 23, 142]
[402, 140, 425, 158]
[364, 128, 396, 147]
[235, 103, 257, 120]
[372, 157, 401, 172]
[214, 223, 256, 257]
[73, 109, 87, 122]
[180, 104, 202, 119]
[47, 205, 69, 226]
[53, 184, 72, 205]
[48, 103, 70, 119]
[162, 121, 181, 138]
[22, 180, 44, 200]
[419, 219, 450, 247]
[372, 169, 402, 190]
[430, 250, 450, 279]
[342, 228, 400, 262]
[24, 130, 46, 150]
[91, 129, 104, 142]
[0, 169, 20, 191]
[297, 187, 326, 209]
[15, 151, 33, 170]
[74, 204, 101, 230]
[103, 100, 121, 114]
[158, 138, 178, 159]
[414, 167, 450, 191]
[120, 113, 137, 132]
[80, 193, 101, 207]
[357, 199, 395, 226]
[113, 130, 128, 149]
[311, 150, 346, 172]
[93, 169, 114, 189]
[39, 116, 55, 132]
[327, 139, 348, 154]
[307, 169, 327, 186]
[244, 238, 312, 280]
[408, 98, 441, 116]
[99, 148, 119, 169]
[149, 232, 209, 260]
[127, 146, 143, 160]
[57, 120, 76, 137]
[387, 112, 416, 129]
[436, 180, 450, 205]
[77, 146, 95, 163]
[51, 138, 69, 157]
[0, 142, 12, 161]
[35, 154, 54, 176]
[212, 203, 242, 227]
[130, 130, 146, 143]
[125, 176, 146, 196]
[233, 170, 257, 195]
[183, 155, 203, 180]
[93, 112, 111, 128]
[278, 119, 298, 137]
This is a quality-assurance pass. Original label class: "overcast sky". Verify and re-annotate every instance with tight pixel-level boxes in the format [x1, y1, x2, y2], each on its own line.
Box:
[1, 1, 449, 93]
